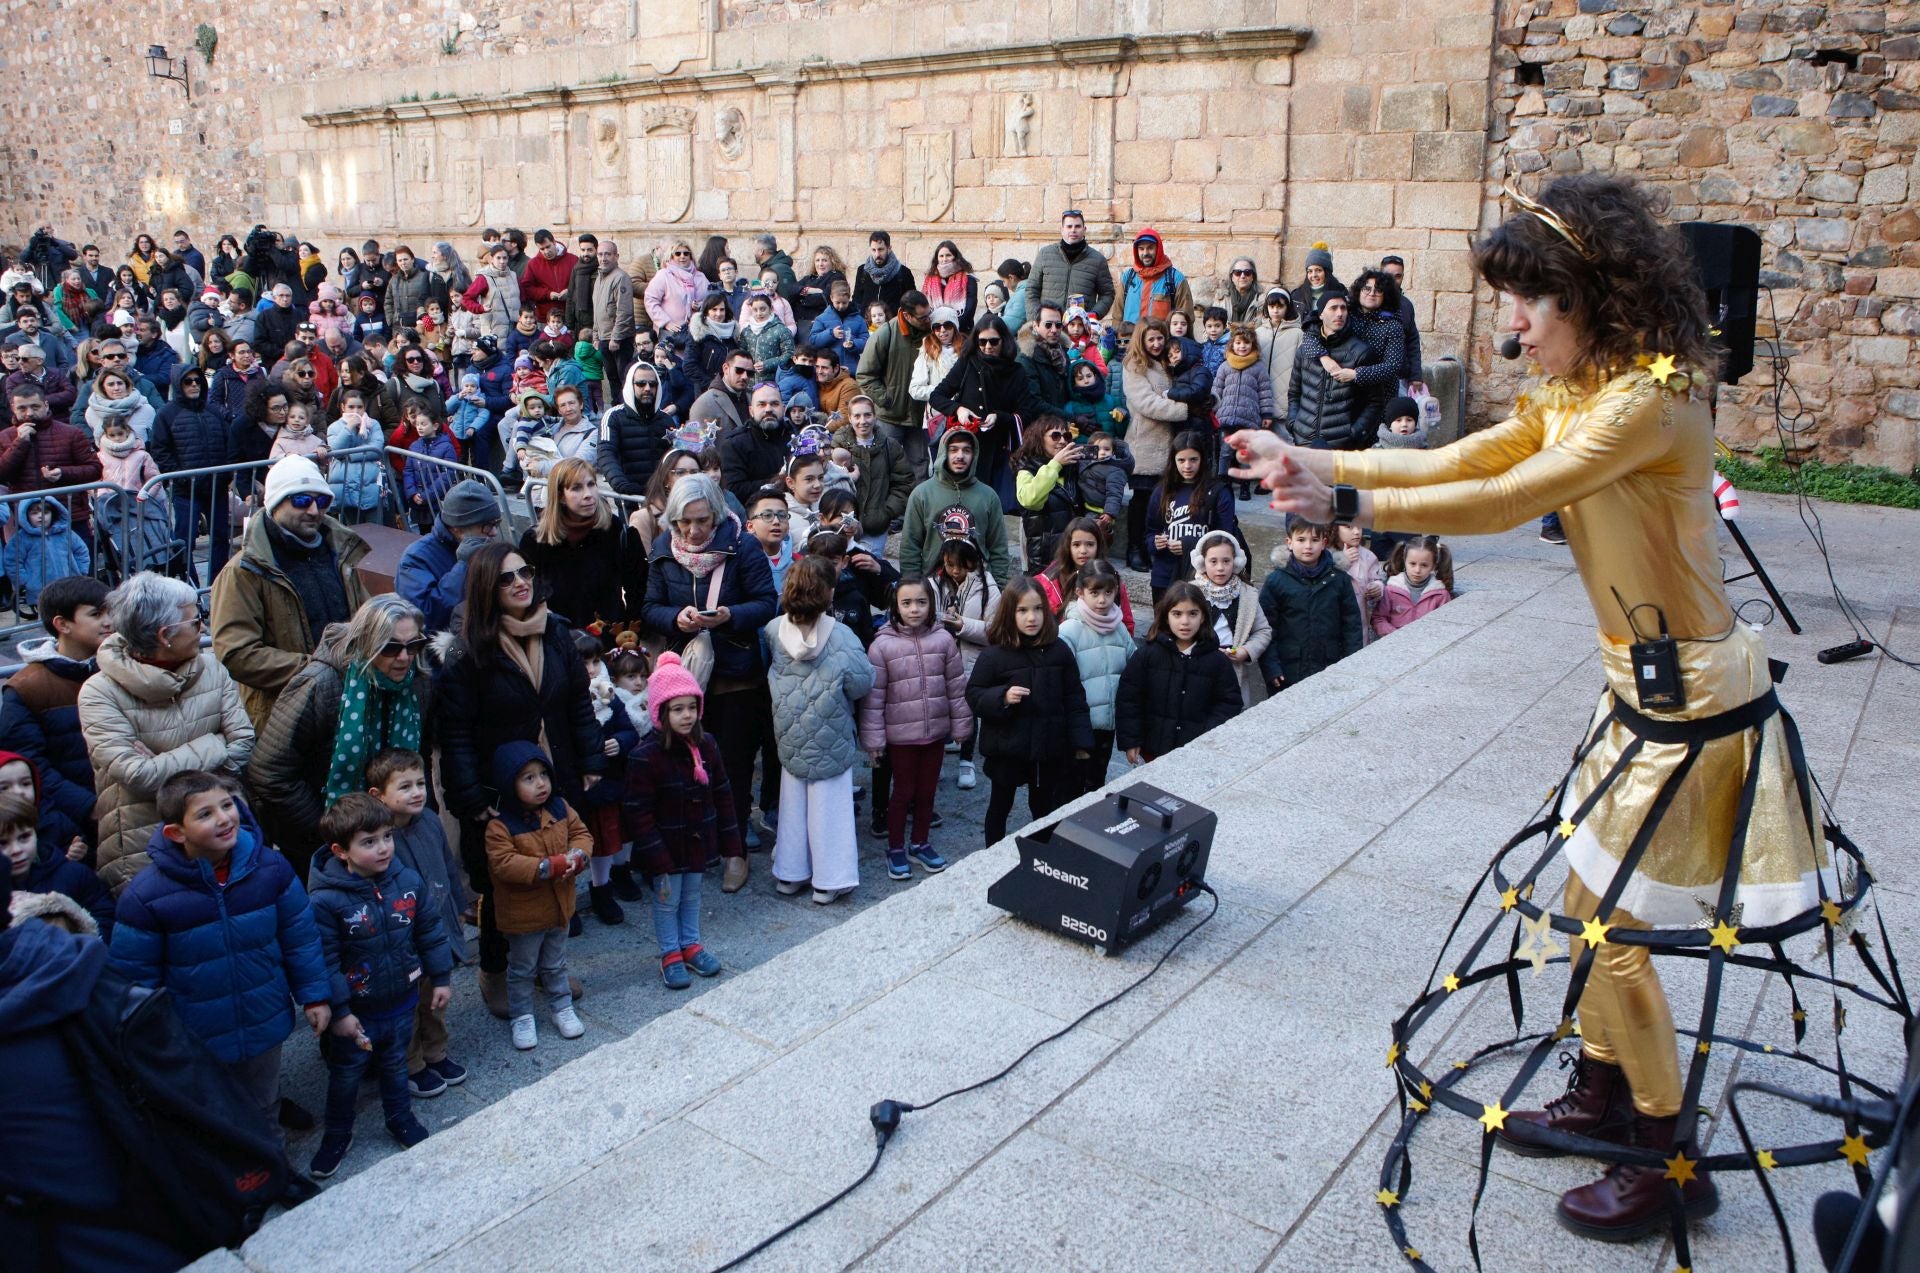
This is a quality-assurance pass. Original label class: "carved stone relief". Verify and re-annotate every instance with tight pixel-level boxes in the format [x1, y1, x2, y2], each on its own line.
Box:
[1003, 92, 1035, 157]
[714, 105, 746, 161]
[593, 115, 623, 171]
[644, 106, 695, 223]
[903, 130, 953, 221]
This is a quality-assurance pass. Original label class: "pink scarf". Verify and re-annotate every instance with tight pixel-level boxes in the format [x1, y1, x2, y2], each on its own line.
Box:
[670, 515, 736, 578]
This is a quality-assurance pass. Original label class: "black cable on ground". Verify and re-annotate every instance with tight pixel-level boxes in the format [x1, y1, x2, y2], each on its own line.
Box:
[707, 883, 1221, 1272]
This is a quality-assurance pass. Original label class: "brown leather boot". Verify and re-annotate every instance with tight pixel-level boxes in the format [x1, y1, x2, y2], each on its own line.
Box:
[1499, 1050, 1632, 1158]
[722, 856, 750, 894]
[1556, 1111, 1720, 1242]
[479, 968, 510, 1020]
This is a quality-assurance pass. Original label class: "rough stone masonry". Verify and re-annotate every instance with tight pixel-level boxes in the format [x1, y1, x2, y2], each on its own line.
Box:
[0, 0, 1912, 466]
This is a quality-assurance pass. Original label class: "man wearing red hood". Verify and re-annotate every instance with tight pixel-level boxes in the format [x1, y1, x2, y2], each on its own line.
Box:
[1119, 227, 1193, 326]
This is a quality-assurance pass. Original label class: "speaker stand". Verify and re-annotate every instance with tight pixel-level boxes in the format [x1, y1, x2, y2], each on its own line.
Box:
[1720, 515, 1802, 635]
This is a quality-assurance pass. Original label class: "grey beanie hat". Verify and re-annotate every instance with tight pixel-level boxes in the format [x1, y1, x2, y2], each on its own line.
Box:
[440, 479, 503, 528]
[1305, 245, 1334, 274]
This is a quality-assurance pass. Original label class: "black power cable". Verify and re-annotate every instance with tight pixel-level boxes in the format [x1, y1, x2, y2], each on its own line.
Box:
[707, 883, 1221, 1272]
[1751, 287, 1917, 671]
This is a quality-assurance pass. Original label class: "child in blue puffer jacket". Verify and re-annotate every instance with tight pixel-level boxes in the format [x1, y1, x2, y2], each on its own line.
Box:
[304, 793, 453, 1178]
[2, 496, 91, 615]
[111, 772, 332, 1140]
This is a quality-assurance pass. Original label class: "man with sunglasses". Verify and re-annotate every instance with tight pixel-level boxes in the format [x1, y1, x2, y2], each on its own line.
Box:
[70, 340, 165, 419]
[1024, 209, 1115, 321]
[1016, 300, 1074, 415]
[211, 454, 371, 729]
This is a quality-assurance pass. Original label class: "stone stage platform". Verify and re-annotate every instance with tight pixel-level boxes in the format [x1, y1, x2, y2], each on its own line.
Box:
[197, 493, 1918, 1272]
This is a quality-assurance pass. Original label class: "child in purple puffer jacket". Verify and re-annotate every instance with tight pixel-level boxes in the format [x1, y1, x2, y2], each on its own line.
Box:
[858, 578, 972, 881]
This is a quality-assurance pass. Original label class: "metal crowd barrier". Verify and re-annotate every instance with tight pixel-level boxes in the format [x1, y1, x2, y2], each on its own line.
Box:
[0, 481, 139, 641]
[133, 457, 280, 598]
[380, 446, 521, 537]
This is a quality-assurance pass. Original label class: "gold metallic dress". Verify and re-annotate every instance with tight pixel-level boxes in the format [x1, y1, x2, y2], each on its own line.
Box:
[1335, 366, 1831, 930]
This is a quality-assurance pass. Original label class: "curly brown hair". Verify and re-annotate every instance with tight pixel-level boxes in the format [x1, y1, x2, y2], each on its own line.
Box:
[1473, 174, 1716, 383]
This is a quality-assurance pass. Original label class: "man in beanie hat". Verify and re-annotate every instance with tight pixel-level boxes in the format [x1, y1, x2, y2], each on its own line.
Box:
[210, 454, 372, 729]
[395, 478, 503, 634]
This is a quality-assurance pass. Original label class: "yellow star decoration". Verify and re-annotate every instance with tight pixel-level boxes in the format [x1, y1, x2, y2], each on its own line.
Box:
[1697, 1040, 1712, 1055]
[1581, 917, 1612, 947]
[1443, 973, 1462, 993]
[1376, 1188, 1401, 1208]
[1386, 1041, 1401, 1069]
[1454, 1060, 1470, 1071]
[1840, 1133, 1871, 1167]
[1707, 920, 1741, 954]
[1479, 1102, 1509, 1134]
[1557, 818, 1578, 839]
[1408, 1094, 1429, 1114]
[1499, 886, 1519, 912]
[1664, 1150, 1698, 1185]
[1756, 1149, 1779, 1172]
[1820, 898, 1843, 927]
[1647, 352, 1679, 385]
[1419, 1080, 1433, 1102]
[1404, 1248, 1422, 1263]
[1792, 1007, 1808, 1024]
[1518, 910, 1564, 977]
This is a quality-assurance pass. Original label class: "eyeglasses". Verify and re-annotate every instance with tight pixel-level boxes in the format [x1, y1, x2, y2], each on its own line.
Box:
[377, 637, 429, 657]
[101, 351, 129, 360]
[497, 565, 537, 586]
[286, 492, 333, 511]
[160, 614, 205, 637]
[1045, 430, 1070, 441]
[975, 336, 1002, 348]
[751, 509, 791, 522]
[1231, 269, 1254, 276]
[291, 369, 315, 378]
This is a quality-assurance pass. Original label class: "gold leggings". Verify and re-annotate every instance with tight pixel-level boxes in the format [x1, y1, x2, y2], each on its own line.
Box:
[1565, 874, 1683, 1117]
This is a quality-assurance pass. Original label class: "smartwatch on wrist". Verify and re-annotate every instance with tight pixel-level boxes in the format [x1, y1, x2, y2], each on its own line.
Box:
[1331, 483, 1359, 525]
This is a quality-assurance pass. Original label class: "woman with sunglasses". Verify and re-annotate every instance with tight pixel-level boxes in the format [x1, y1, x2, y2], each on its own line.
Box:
[246, 595, 432, 879]
[392, 344, 448, 419]
[643, 240, 709, 334]
[1009, 415, 1086, 572]
[1222, 257, 1263, 325]
[79, 571, 254, 892]
[436, 540, 607, 1014]
[927, 313, 1045, 512]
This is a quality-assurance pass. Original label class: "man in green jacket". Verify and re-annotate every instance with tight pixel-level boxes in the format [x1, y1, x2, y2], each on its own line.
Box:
[855, 290, 932, 479]
[1023, 209, 1115, 320]
[898, 429, 1011, 583]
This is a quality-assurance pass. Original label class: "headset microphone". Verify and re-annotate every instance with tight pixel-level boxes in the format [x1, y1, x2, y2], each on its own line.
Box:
[1499, 337, 1523, 360]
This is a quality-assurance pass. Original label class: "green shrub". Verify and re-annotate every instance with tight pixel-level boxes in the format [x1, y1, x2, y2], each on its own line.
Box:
[1716, 448, 1920, 510]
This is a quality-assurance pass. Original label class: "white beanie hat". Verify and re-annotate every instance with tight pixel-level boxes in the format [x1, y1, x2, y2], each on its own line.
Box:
[263, 454, 331, 511]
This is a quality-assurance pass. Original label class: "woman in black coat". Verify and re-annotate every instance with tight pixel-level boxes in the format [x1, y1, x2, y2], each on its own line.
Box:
[517, 456, 645, 634]
[434, 539, 605, 1009]
[1115, 582, 1242, 762]
[928, 314, 1046, 513]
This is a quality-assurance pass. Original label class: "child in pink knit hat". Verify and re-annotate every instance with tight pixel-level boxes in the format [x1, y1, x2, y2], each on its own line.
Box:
[621, 653, 746, 989]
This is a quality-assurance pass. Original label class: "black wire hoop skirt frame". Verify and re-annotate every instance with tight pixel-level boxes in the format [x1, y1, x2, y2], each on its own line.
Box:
[1378, 681, 1911, 1271]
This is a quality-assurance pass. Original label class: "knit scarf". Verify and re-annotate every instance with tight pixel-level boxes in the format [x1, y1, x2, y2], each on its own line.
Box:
[863, 254, 905, 287]
[674, 728, 711, 785]
[1035, 336, 1068, 377]
[404, 372, 436, 394]
[1074, 598, 1122, 636]
[94, 391, 141, 419]
[1199, 576, 1241, 609]
[1225, 347, 1259, 371]
[101, 432, 143, 458]
[671, 527, 729, 579]
[322, 662, 422, 806]
[706, 318, 736, 340]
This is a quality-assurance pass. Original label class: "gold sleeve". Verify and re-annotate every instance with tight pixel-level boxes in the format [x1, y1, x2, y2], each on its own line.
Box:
[1334, 411, 1545, 490]
[1357, 379, 1673, 536]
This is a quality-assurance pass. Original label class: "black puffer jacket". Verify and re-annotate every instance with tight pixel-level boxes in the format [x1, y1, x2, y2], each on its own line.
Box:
[719, 421, 794, 507]
[149, 365, 231, 473]
[517, 521, 645, 633]
[1115, 631, 1242, 759]
[1285, 323, 1385, 450]
[596, 401, 671, 495]
[964, 640, 1094, 763]
[433, 610, 605, 820]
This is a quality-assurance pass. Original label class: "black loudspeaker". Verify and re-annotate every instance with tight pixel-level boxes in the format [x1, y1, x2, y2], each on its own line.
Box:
[1676, 221, 1762, 384]
[987, 783, 1213, 955]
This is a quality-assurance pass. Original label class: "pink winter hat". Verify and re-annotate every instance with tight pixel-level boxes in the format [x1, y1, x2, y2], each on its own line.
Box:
[647, 652, 704, 729]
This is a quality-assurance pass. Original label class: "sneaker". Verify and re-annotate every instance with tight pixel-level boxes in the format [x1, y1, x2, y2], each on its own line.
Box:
[909, 844, 948, 873]
[774, 878, 806, 895]
[308, 1133, 353, 1179]
[429, 1057, 468, 1087]
[811, 887, 846, 905]
[552, 1003, 586, 1039]
[511, 1014, 538, 1050]
[929, 810, 944, 830]
[1540, 525, 1568, 545]
[661, 952, 692, 990]
[887, 847, 912, 880]
[753, 808, 778, 839]
[957, 761, 977, 790]
[945, 739, 961, 753]
[744, 823, 761, 850]
[387, 1115, 430, 1148]
[408, 1066, 448, 1099]
[683, 944, 722, 977]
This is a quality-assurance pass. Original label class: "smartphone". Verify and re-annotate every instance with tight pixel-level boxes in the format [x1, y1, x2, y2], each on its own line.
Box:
[697, 609, 722, 619]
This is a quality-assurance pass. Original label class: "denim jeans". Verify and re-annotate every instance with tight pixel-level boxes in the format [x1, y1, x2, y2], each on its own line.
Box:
[651, 870, 704, 956]
[505, 927, 570, 1019]
[324, 1002, 415, 1135]
[170, 489, 230, 585]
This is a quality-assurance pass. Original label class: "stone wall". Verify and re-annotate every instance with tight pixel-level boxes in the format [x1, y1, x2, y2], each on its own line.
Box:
[1484, 0, 1920, 471]
[3, 0, 1915, 465]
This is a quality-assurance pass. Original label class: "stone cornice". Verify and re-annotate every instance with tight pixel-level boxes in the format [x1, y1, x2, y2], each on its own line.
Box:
[301, 27, 1309, 128]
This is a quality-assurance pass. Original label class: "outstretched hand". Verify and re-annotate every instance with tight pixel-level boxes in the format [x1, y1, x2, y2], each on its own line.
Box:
[1225, 430, 1341, 525]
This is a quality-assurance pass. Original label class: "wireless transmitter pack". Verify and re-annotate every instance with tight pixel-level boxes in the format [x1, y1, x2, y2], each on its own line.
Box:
[987, 783, 1214, 954]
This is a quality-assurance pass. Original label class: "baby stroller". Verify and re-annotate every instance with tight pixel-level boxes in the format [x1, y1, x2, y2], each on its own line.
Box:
[92, 488, 189, 581]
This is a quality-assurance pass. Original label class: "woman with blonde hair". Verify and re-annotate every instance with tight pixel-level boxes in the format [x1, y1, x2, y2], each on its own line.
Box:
[643, 240, 709, 333]
[518, 454, 643, 635]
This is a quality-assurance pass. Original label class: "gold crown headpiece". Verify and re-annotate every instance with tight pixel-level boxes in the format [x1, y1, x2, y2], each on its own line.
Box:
[1502, 182, 1596, 261]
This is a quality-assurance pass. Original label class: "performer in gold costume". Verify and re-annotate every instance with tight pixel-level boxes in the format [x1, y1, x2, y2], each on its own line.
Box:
[1232, 174, 1832, 1240]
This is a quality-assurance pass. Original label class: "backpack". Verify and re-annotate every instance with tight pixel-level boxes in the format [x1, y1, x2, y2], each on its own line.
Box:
[58, 964, 299, 1254]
